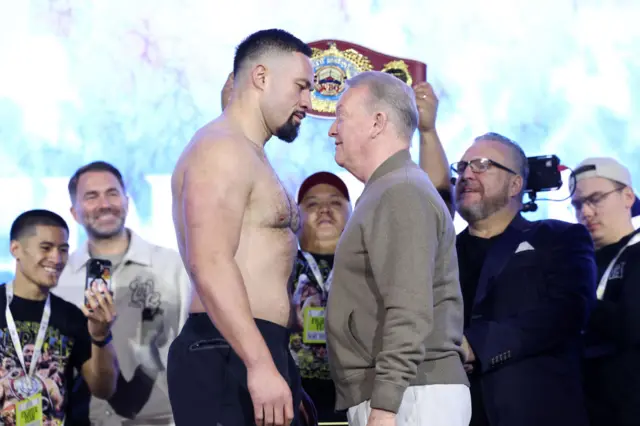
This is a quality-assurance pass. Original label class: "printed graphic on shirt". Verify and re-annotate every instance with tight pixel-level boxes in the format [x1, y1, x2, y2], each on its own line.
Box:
[609, 261, 625, 281]
[0, 321, 74, 425]
[290, 254, 333, 380]
[129, 276, 162, 320]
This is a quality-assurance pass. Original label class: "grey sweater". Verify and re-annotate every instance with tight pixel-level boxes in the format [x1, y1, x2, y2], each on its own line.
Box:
[326, 150, 468, 413]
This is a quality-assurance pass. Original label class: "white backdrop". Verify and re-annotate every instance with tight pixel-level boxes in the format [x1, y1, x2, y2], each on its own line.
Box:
[0, 0, 639, 281]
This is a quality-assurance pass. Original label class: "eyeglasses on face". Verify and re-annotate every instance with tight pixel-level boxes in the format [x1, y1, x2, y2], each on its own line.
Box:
[570, 187, 624, 212]
[450, 158, 518, 176]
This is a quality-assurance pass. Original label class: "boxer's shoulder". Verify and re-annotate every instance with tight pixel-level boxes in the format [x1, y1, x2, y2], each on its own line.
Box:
[176, 125, 263, 178]
[172, 119, 272, 205]
[190, 124, 257, 158]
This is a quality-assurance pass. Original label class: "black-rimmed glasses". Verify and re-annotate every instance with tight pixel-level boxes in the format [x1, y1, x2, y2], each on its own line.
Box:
[450, 158, 518, 176]
[570, 187, 624, 212]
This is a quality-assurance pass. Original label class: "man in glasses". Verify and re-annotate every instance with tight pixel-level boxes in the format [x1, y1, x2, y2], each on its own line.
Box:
[571, 157, 640, 426]
[452, 132, 596, 426]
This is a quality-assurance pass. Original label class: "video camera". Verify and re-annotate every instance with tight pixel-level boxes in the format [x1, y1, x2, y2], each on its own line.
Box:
[522, 155, 564, 212]
[449, 154, 567, 213]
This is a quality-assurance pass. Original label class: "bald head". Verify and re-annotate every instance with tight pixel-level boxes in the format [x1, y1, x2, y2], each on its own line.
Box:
[346, 71, 418, 140]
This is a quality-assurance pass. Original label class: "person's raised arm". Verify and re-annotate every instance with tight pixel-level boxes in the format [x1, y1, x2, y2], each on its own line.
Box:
[178, 138, 294, 426]
[181, 138, 271, 368]
[414, 82, 455, 216]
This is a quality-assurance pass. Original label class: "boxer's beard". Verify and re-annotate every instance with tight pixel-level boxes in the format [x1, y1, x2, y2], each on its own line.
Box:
[275, 115, 301, 143]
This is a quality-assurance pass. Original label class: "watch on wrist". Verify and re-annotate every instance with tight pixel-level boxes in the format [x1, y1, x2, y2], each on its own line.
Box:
[91, 331, 113, 348]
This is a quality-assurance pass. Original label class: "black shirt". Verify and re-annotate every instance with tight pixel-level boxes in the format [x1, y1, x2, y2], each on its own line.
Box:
[456, 231, 500, 426]
[585, 228, 640, 355]
[0, 284, 92, 424]
[583, 229, 640, 426]
[311, 253, 334, 269]
[290, 251, 334, 380]
[457, 231, 499, 327]
[595, 228, 640, 278]
[290, 251, 345, 422]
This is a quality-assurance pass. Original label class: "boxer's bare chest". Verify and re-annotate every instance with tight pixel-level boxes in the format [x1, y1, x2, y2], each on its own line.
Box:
[249, 162, 300, 233]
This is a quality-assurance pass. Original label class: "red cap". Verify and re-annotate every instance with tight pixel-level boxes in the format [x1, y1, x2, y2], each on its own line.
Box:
[297, 172, 350, 204]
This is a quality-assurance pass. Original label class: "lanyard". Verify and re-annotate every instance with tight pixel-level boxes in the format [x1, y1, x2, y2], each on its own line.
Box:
[597, 232, 640, 300]
[301, 252, 333, 294]
[6, 281, 51, 380]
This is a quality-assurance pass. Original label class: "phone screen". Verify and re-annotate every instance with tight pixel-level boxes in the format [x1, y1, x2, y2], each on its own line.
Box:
[85, 258, 113, 306]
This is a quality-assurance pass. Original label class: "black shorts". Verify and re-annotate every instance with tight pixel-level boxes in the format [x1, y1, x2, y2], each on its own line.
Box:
[167, 314, 302, 426]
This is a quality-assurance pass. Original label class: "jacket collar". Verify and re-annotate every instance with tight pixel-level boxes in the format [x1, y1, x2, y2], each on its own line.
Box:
[366, 149, 413, 187]
[69, 229, 153, 273]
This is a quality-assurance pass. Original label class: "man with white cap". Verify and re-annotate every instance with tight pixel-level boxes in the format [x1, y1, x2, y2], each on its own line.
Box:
[571, 157, 640, 426]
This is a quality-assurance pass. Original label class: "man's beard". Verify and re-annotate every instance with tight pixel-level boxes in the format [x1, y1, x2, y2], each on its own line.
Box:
[87, 222, 124, 239]
[458, 185, 511, 224]
[86, 210, 126, 239]
[275, 115, 301, 143]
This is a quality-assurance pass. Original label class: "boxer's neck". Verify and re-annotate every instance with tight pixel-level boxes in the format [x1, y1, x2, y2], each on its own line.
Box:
[224, 93, 272, 149]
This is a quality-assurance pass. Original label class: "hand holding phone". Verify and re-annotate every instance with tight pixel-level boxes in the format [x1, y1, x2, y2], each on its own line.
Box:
[85, 259, 113, 307]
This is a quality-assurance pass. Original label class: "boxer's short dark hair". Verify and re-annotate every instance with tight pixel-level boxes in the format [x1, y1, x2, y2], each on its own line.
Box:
[10, 209, 69, 242]
[233, 29, 312, 76]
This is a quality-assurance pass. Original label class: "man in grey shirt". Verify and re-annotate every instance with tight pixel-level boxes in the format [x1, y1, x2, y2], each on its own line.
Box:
[325, 71, 470, 426]
[56, 161, 190, 425]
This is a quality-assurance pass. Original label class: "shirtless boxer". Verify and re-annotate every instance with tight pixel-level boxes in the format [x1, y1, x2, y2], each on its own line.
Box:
[167, 29, 313, 426]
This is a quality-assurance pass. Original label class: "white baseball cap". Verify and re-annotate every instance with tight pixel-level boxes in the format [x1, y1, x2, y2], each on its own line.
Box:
[572, 157, 640, 217]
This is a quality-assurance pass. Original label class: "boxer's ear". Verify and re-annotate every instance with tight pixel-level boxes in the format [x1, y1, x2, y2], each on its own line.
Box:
[251, 64, 267, 91]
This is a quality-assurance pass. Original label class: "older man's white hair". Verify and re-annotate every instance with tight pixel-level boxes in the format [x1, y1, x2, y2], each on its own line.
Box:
[346, 71, 419, 140]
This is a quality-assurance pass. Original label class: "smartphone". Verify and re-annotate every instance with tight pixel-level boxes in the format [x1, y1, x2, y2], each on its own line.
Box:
[85, 258, 113, 307]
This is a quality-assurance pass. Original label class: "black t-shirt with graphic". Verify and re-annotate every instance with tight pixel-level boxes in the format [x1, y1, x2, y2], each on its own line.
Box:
[290, 251, 334, 380]
[290, 251, 347, 421]
[0, 284, 92, 425]
[585, 228, 640, 356]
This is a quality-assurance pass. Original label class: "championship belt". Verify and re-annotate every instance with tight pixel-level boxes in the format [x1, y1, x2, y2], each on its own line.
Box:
[308, 40, 427, 118]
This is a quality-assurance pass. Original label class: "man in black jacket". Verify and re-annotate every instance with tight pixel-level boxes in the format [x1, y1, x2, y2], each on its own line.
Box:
[454, 133, 596, 426]
[571, 157, 640, 426]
